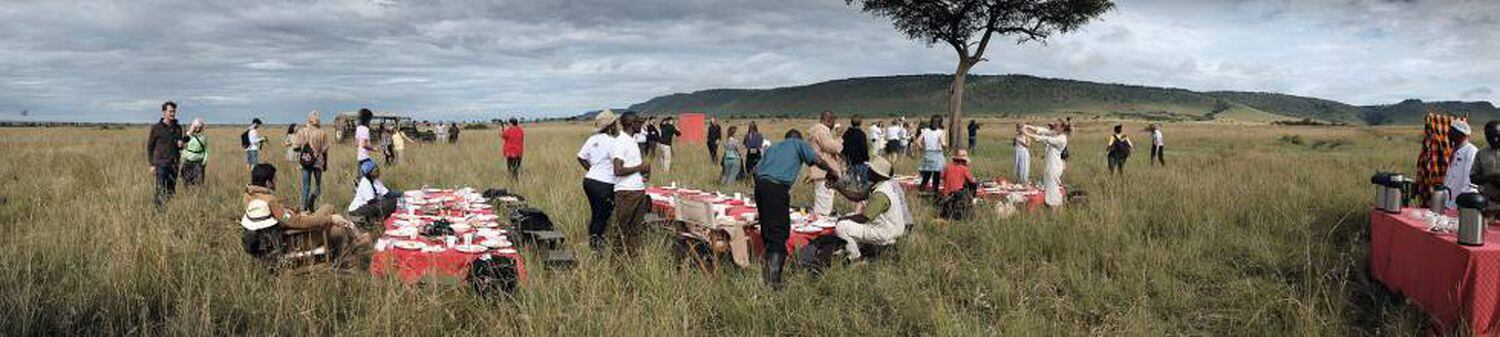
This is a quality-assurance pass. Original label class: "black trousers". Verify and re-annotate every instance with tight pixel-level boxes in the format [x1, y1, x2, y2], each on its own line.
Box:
[919, 171, 943, 192]
[506, 157, 522, 179]
[755, 178, 792, 255]
[582, 178, 615, 239]
[153, 164, 178, 209]
[1150, 145, 1165, 166]
[707, 141, 719, 163]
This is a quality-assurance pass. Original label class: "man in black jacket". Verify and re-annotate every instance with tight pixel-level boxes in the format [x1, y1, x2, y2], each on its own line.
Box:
[706, 117, 722, 164]
[146, 101, 184, 210]
[841, 117, 870, 187]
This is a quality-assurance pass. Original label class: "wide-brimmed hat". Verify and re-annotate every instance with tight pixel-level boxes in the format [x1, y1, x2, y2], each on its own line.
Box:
[1454, 120, 1473, 135]
[595, 109, 617, 129]
[952, 149, 970, 162]
[241, 199, 278, 230]
[868, 157, 893, 179]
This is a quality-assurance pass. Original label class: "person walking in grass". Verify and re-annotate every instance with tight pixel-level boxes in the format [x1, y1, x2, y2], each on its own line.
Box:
[179, 118, 209, 187]
[146, 101, 183, 210]
[868, 120, 885, 157]
[754, 129, 841, 290]
[720, 125, 743, 184]
[354, 109, 377, 179]
[578, 110, 620, 252]
[283, 124, 298, 163]
[1023, 122, 1071, 208]
[244, 118, 265, 171]
[609, 112, 653, 258]
[1013, 124, 1031, 184]
[842, 117, 870, 188]
[295, 111, 331, 212]
[1106, 124, 1134, 175]
[656, 117, 681, 174]
[967, 120, 981, 152]
[742, 122, 766, 180]
[884, 119, 904, 163]
[707, 117, 722, 164]
[502, 118, 525, 180]
[917, 115, 948, 193]
[1148, 123, 1166, 166]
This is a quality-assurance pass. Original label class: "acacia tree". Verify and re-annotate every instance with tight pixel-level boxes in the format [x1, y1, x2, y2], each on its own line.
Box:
[846, 0, 1114, 152]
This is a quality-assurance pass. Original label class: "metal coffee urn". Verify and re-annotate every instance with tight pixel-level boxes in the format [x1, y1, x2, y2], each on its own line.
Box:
[1370, 172, 1405, 213]
[1432, 185, 1451, 214]
[1456, 192, 1488, 246]
[1372, 172, 1392, 210]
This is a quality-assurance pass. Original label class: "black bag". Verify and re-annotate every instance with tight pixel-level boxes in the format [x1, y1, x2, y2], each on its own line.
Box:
[242, 227, 286, 260]
[469, 255, 519, 296]
[1109, 135, 1132, 158]
[239, 130, 251, 149]
[298, 144, 320, 170]
[1060, 146, 1071, 161]
[794, 236, 847, 276]
[508, 207, 554, 231]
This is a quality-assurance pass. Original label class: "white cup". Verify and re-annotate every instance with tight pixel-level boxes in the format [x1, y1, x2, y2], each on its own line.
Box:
[445, 236, 457, 247]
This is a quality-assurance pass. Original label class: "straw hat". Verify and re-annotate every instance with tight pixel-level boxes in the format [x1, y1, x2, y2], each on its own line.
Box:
[868, 157, 893, 179]
[952, 149, 970, 162]
[241, 199, 278, 230]
[594, 109, 618, 129]
[1454, 120, 1473, 135]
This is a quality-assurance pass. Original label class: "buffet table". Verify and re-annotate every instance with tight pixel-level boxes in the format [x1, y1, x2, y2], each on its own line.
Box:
[1370, 208, 1500, 335]
[645, 186, 835, 260]
[894, 175, 1048, 211]
[370, 188, 527, 285]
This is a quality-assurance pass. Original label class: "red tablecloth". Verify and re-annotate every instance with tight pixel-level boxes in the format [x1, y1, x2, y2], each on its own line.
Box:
[646, 186, 834, 254]
[1370, 208, 1500, 335]
[895, 176, 1048, 211]
[369, 190, 527, 284]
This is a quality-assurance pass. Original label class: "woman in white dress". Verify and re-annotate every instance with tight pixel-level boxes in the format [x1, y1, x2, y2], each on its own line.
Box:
[1013, 123, 1030, 184]
[1023, 123, 1070, 207]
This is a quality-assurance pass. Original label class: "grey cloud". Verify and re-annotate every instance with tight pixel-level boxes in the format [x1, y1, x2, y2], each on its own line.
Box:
[1, 0, 1497, 123]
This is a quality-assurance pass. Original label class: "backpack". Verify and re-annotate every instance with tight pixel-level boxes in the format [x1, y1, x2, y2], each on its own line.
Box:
[242, 226, 286, 261]
[1109, 135, 1132, 158]
[298, 144, 320, 170]
[508, 207, 554, 232]
[240, 130, 251, 149]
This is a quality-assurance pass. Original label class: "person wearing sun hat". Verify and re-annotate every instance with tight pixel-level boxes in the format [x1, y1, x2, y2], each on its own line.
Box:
[1444, 119, 1479, 209]
[241, 163, 369, 266]
[829, 156, 912, 262]
[577, 109, 620, 251]
[937, 149, 979, 220]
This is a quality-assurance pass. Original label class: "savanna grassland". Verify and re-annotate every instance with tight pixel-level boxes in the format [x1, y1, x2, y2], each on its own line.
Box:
[0, 119, 1431, 335]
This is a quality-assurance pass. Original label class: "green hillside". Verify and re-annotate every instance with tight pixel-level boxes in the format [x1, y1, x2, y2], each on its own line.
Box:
[1361, 99, 1500, 125]
[626, 74, 1496, 125]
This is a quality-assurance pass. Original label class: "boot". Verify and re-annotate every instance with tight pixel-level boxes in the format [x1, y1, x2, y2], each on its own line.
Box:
[762, 251, 786, 291]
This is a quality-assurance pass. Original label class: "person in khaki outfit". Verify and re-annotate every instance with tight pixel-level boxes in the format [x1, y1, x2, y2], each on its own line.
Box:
[806, 110, 844, 217]
[294, 111, 331, 212]
[242, 163, 369, 267]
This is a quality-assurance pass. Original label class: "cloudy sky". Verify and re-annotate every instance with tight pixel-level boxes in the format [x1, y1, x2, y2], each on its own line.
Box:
[1, 0, 1496, 123]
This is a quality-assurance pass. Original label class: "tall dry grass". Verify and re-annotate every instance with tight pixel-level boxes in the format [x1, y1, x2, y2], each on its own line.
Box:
[0, 119, 1428, 335]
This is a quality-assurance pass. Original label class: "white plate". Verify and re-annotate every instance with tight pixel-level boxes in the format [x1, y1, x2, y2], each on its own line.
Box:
[495, 248, 518, 255]
[454, 244, 488, 253]
[393, 241, 426, 250]
[481, 239, 513, 248]
[794, 227, 823, 233]
[384, 227, 418, 237]
[814, 220, 838, 228]
[449, 223, 472, 232]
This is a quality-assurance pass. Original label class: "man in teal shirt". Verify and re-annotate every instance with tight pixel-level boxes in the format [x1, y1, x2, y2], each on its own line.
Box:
[754, 129, 840, 290]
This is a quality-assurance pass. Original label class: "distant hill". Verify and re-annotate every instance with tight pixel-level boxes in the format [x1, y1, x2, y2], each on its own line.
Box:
[626, 74, 1496, 125]
[1360, 100, 1500, 125]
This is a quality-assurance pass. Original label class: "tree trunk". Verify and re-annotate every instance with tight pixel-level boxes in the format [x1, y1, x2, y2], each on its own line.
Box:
[948, 60, 975, 155]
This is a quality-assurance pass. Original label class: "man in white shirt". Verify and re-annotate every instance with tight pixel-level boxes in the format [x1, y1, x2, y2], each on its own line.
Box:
[868, 121, 885, 156]
[348, 165, 399, 223]
[245, 118, 264, 171]
[1446, 120, 1478, 209]
[610, 112, 653, 257]
[885, 121, 904, 161]
[1149, 124, 1166, 166]
[578, 110, 620, 251]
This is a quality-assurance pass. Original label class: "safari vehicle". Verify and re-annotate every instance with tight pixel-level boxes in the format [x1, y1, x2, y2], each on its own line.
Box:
[332, 111, 434, 143]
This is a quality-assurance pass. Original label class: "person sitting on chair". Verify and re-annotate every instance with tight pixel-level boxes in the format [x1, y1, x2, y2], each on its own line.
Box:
[242, 163, 369, 267]
[829, 156, 913, 261]
[348, 165, 403, 227]
[1471, 121, 1500, 217]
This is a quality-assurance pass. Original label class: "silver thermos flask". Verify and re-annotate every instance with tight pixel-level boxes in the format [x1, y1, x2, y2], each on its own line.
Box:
[1432, 186, 1451, 214]
[1457, 192, 1487, 246]
[1383, 175, 1405, 213]
[1372, 173, 1391, 210]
